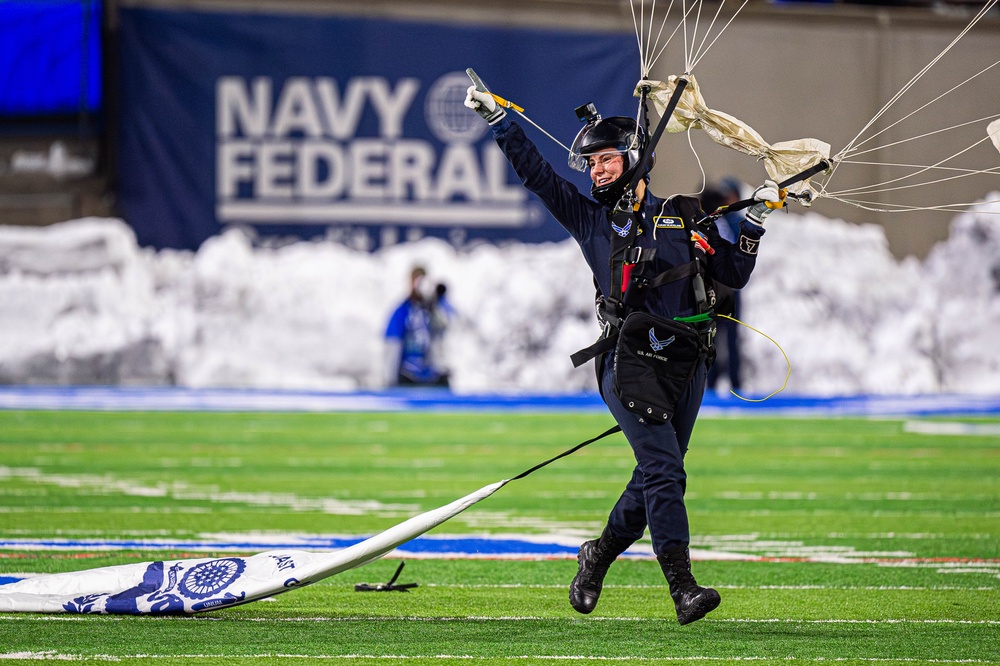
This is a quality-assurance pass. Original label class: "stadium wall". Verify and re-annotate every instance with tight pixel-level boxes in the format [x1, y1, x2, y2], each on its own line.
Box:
[6, 0, 996, 259]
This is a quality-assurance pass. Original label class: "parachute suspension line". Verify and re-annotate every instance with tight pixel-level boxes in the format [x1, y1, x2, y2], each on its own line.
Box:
[632, 0, 679, 79]
[837, 161, 1000, 177]
[827, 163, 1000, 200]
[830, 0, 999, 181]
[839, 58, 1000, 159]
[509, 109, 575, 155]
[645, 4, 697, 79]
[716, 314, 790, 403]
[818, 194, 1000, 215]
[687, 0, 751, 71]
[829, 133, 1000, 197]
[646, 0, 667, 79]
[633, 0, 702, 78]
[630, 0, 648, 78]
[825, 113, 1000, 198]
[630, 0, 751, 77]
[842, 112, 1000, 161]
[682, 0, 693, 73]
[687, 0, 704, 73]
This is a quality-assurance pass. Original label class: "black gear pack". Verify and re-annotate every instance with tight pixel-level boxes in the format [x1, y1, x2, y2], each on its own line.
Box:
[571, 194, 716, 424]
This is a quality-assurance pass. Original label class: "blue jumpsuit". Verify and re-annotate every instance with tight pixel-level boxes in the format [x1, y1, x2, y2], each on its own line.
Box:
[492, 117, 764, 555]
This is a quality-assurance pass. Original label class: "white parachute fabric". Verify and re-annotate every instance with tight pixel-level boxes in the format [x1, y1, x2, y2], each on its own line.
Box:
[638, 75, 831, 200]
[990, 118, 1000, 153]
[0, 480, 506, 614]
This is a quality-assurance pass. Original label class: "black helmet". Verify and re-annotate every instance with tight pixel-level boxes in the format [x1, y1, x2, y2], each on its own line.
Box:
[569, 107, 648, 206]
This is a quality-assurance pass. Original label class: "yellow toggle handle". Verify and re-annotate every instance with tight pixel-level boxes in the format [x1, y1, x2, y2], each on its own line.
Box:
[490, 93, 524, 113]
[765, 188, 788, 210]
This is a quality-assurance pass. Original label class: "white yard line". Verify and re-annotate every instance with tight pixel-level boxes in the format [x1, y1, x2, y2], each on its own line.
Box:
[419, 584, 997, 591]
[0, 466, 419, 517]
[903, 420, 1000, 436]
[3, 615, 998, 625]
[1, 655, 997, 663]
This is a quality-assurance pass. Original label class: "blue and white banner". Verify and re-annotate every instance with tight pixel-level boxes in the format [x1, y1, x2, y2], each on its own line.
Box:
[117, 7, 635, 250]
[0, 480, 505, 614]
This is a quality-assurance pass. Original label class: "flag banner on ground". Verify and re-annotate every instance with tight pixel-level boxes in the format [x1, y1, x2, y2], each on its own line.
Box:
[117, 6, 634, 251]
[0, 481, 504, 614]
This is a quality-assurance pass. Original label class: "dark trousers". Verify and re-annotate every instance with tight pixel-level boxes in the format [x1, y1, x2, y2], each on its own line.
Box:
[707, 300, 741, 392]
[599, 353, 707, 556]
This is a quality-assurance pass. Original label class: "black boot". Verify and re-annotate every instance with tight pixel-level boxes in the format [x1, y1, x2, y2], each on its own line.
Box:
[568, 528, 633, 614]
[657, 545, 721, 625]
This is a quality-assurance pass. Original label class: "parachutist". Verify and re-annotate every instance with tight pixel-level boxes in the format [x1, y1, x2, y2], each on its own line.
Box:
[466, 72, 781, 626]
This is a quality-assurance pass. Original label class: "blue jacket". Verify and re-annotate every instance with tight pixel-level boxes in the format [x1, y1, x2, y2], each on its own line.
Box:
[492, 118, 763, 320]
[385, 297, 438, 383]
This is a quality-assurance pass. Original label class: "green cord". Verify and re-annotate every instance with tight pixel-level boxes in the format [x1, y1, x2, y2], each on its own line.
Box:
[674, 313, 713, 323]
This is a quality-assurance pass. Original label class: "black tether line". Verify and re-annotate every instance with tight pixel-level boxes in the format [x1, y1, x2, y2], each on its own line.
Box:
[507, 425, 622, 482]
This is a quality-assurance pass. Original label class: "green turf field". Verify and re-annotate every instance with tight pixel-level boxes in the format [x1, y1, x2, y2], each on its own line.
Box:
[0, 410, 997, 665]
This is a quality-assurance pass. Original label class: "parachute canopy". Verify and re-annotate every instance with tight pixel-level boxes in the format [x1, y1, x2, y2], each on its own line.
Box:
[638, 74, 831, 201]
[990, 118, 1000, 154]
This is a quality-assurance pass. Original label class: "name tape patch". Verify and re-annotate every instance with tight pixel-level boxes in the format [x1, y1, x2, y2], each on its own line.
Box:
[654, 215, 685, 230]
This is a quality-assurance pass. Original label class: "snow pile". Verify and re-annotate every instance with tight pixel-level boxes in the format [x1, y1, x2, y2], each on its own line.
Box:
[743, 196, 1000, 395]
[0, 221, 597, 392]
[1, 199, 998, 395]
[912, 198, 1000, 392]
[741, 211, 928, 396]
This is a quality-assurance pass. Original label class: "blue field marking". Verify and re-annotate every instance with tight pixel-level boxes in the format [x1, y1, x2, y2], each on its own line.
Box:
[0, 386, 999, 415]
[0, 534, 589, 562]
[0, 535, 652, 588]
[0, 386, 602, 413]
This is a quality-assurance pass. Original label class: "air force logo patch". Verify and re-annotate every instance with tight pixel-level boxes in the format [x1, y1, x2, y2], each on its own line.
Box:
[654, 216, 685, 230]
[649, 328, 675, 352]
[611, 218, 633, 238]
[739, 233, 759, 255]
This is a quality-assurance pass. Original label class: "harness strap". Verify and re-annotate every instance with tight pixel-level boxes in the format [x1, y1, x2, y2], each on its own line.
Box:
[571, 259, 705, 369]
[647, 259, 700, 290]
[572, 195, 714, 368]
[570, 336, 617, 368]
[608, 207, 641, 309]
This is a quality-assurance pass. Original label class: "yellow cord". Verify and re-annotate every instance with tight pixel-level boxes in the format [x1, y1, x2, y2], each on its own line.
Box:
[717, 314, 791, 402]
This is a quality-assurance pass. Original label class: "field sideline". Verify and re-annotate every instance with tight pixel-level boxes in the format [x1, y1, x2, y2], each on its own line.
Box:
[0, 404, 997, 664]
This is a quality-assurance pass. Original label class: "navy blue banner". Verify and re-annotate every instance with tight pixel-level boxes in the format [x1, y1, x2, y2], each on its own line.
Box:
[117, 7, 636, 250]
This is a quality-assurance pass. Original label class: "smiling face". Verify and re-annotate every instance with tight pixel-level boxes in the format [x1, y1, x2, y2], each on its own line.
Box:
[587, 149, 625, 188]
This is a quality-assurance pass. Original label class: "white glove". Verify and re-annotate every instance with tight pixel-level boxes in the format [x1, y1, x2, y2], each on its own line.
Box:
[464, 85, 506, 125]
[746, 179, 785, 226]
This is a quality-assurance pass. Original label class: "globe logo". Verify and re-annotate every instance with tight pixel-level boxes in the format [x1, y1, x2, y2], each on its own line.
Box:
[425, 71, 489, 144]
[179, 558, 246, 600]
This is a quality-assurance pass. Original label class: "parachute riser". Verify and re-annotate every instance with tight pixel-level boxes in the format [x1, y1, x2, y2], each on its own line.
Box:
[694, 158, 833, 228]
[615, 77, 690, 215]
